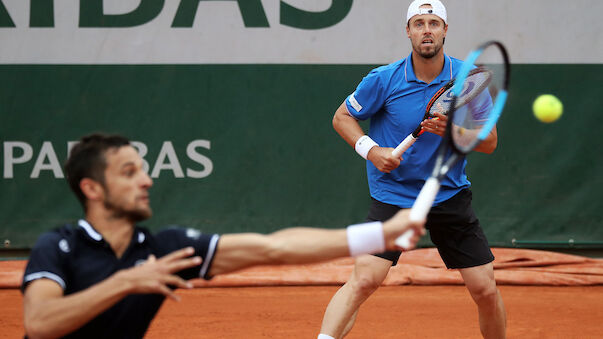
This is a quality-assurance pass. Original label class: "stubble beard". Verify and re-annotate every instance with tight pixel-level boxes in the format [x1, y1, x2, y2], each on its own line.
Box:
[103, 194, 152, 223]
[415, 43, 441, 59]
[413, 37, 445, 59]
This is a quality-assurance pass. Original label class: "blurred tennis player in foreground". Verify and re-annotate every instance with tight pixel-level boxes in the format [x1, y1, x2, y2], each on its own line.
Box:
[21, 133, 425, 338]
[317, 1, 506, 338]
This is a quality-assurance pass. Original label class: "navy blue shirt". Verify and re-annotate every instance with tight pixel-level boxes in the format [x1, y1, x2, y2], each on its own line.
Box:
[22, 219, 220, 338]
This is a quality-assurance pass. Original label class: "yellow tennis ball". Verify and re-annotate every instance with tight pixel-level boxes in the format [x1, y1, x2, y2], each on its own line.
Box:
[533, 94, 563, 123]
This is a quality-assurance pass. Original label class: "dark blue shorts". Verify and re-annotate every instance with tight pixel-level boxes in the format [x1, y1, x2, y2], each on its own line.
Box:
[367, 189, 494, 269]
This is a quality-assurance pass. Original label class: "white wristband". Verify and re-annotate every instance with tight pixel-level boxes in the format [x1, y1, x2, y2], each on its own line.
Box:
[346, 221, 386, 257]
[355, 135, 378, 160]
[317, 335, 335, 339]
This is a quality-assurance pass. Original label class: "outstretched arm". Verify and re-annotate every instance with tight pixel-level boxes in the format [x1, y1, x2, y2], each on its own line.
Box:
[209, 209, 425, 276]
[23, 247, 200, 338]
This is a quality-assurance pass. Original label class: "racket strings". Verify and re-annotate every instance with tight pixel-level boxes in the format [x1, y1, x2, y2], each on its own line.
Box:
[427, 69, 492, 118]
[450, 56, 506, 152]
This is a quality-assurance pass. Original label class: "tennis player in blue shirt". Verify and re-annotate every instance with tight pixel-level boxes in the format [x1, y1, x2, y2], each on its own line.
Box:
[318, 1, 506, 338]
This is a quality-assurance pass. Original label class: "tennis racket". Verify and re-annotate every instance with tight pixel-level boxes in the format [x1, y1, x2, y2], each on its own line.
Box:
[396, 40, 510, 249]
[391, 67, 493, 158]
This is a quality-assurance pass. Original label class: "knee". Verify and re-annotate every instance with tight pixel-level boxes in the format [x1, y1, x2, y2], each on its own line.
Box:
[468, 283, 499, 306]
[349, 273, 383, 297]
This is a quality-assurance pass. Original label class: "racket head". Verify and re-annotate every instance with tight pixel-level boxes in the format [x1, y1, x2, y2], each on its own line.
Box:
[411, 77, 455, 138]
[446, 41, 510, 154]
[426, 68, 492, 118]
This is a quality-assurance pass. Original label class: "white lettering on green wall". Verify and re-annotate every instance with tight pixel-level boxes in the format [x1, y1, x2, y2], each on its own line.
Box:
[1, 140, 213, 179]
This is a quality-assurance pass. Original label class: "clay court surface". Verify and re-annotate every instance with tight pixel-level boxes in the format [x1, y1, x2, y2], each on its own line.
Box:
[3, 248, 603, 338]
[2, 285, 602, 338]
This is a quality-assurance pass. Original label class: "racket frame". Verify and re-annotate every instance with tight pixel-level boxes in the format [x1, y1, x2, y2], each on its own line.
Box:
[395, 40, 510, 249]
[392, 67, 493, 158]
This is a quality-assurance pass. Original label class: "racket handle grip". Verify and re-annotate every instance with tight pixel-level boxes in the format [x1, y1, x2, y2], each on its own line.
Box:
[392, 134, 416, 158]
[394, 177, 440, 250]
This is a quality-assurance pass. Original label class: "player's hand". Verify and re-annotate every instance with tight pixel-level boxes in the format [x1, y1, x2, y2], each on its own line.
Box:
[367, 146, 401, 173]
[381, 209, 426, 250]
[115, 247, 202, 301]
[421, 111, 448, 137]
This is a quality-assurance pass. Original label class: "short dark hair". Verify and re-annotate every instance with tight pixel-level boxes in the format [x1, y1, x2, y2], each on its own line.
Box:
[65, 133, 130, 209]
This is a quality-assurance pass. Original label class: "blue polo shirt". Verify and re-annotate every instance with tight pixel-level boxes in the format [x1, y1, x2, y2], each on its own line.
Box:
[345, 53, 470, 208]
[22, 219, 220, 338]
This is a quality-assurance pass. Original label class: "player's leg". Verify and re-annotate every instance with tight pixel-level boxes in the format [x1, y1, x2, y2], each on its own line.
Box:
[339, 309, 358, 338]
[319, 198, 402, 339]
[319, 254, 392, 338]
[427, 189, 505, 339]
[459, 263, 506, 339]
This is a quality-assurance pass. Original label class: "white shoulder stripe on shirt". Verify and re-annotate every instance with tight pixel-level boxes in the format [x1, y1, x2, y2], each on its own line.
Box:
[23, 271, 66, 290]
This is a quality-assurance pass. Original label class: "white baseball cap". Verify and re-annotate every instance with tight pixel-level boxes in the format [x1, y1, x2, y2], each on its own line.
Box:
[407, 0, 447, 24]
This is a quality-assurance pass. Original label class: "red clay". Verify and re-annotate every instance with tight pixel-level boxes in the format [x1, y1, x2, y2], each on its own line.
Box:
[4, 285, 602, 338]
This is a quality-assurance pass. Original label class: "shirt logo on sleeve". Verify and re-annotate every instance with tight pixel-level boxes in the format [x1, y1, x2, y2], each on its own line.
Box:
[58, 239, 70, 253]
[186, 228, 201, 240]
[349, 92, 363, 112]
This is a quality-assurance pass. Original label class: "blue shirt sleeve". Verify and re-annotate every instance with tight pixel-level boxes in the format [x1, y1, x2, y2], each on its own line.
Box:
[345, 69, 388, 120]
[22, 231, 69, 292]
[471, 89, 493, 122]
[155, 227, 220, 280]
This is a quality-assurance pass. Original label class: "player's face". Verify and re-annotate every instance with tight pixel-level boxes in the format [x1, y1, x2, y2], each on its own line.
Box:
[101, 145, 153, 222]
[406, 14, 447, 59]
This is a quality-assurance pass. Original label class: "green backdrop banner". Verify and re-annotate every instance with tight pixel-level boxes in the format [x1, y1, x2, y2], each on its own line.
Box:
[1, 64, 601, 248]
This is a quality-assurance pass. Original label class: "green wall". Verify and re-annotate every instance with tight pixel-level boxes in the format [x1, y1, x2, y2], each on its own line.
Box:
[1, 64, 601, 248]
[469, 64, 602, 247]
